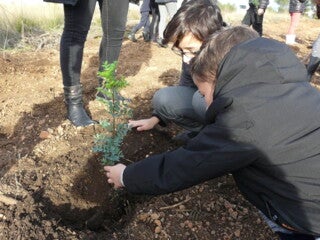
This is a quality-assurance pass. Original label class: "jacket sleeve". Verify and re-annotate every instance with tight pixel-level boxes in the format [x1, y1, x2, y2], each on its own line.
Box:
[123, 125, 259, 195]
[258, 0, 269, 9]
[179, 62, 197, 88]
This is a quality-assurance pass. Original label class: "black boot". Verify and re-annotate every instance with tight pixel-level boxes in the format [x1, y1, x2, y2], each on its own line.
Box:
[64, 85, 95, 127]
[307, 56, 320, 81]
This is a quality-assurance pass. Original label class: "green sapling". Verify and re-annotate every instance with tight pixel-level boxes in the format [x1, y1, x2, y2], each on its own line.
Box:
[93, 61, 132, 165]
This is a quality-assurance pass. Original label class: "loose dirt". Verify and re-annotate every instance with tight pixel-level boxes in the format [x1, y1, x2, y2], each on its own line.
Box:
[0, 15, 319, 240]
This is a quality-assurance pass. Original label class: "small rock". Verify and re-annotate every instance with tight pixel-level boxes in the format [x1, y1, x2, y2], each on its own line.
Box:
[234, 229, 241, 237]
[0, 213, 7, 220]
[39, 131, 51, 139]
[57, 126, 64, 136]
[150, 213, 159, 220]
[26, 124, 34, 130]
[154, 226, 162, 234]
[138, 213, 149, 221]
[154, 219, 161, 226]
[179, 204, 185, 210]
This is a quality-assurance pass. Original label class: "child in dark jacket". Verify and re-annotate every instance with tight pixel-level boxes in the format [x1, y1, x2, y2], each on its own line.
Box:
[105, 26, 320, 240]
[241, 0, 269, 36]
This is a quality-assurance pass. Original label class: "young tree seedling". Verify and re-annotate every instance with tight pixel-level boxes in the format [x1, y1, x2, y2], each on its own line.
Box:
[93, 61, 132, 165]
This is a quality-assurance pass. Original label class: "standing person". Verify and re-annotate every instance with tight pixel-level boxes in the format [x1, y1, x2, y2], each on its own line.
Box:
[307, 34, 320, 80]
[43, 0, 130, 127]
[155, 0, 177, 47]
[105, 26, 320, 240]
[241, 0, 269, 36]
[128, 0, 224, 140]
[149, 0, 160, 42]
[128, 0, 159, 42]
[286, 0, 307, 45]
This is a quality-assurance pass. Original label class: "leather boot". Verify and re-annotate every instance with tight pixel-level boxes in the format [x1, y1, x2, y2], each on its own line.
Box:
[307, 56, 320, 81]
[64, 85, 95, 127]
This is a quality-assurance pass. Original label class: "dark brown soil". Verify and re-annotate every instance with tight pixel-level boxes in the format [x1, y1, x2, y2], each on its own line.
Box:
[0, 16, 319, 240]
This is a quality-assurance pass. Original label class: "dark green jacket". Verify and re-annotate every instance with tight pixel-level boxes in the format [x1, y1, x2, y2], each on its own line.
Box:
[249, 0, 269, 9]
[124, 37, 320, 236]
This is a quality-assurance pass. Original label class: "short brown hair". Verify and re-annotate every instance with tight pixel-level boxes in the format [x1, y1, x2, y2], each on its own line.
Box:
[191, 26, 259, 84]
[163, 0, 224, 47]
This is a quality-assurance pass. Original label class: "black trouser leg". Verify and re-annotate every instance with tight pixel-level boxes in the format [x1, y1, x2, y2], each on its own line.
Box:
[307, 56, 320, 81]
[60, 0, 97, 126]
[253, 12, 264, 36]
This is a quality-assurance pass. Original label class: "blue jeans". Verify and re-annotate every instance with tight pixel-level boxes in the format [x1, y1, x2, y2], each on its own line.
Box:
[132, 11, 150, 34]
[260, 211, 320, 240]
[60, 0, 129, 86]
[152, 86, 207, 132]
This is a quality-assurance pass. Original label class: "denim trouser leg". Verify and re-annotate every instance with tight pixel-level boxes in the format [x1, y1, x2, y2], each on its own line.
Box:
[60, 0, 97, 86]
[99, 0, 129, 70]
[259, 211, 319, 240]
[152, 86, 206, 132]
[132, 11, 151, 34]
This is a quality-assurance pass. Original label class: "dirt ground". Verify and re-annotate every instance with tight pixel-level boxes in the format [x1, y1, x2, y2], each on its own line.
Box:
[0, 14, 320, 240]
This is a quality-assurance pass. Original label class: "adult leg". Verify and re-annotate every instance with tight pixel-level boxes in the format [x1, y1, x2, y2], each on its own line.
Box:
[152, 86, 206, 132]
[97, 0, 129, 100]
[165, 2, 177, 20]
[149, 4, 159, 42]
[253, 11, 264, 36]
[307, 34, 320, 80]
[140, 11, 151, 41]
[60, 0, 97, 126]
[129, 11, 150, 42]
[157, 3, 168, 40]
[286, 12, 301, 44]
[99, 0, 129, 68]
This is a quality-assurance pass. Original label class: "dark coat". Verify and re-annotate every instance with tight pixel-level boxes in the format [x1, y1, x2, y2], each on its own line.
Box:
[249, 0, 269, 9]
[43, 0, 78, 5]
[123, 37, 320, 235]
[289, 0, 307, 13]
[155, 0, 176, 3]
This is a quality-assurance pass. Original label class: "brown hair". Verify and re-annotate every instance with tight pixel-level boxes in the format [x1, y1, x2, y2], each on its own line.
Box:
[163, 0, 224, 47]
[191, 26, 259, 84]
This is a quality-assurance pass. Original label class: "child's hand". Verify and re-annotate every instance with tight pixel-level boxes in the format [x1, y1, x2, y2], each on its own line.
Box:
[128, 116, 160, 131]
[104, 164, 126, 189]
